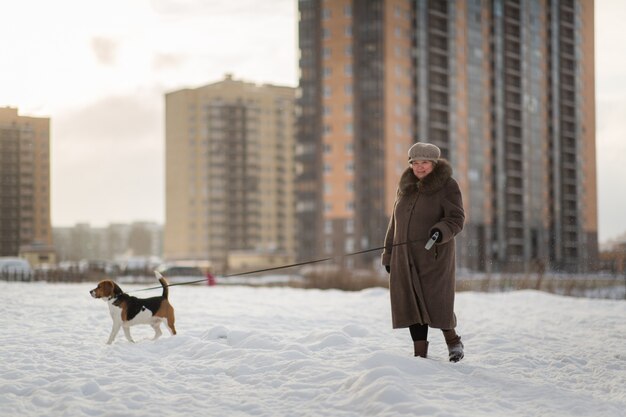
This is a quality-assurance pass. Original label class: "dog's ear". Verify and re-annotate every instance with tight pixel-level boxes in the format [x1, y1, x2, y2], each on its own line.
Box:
[112, 282, 123, 297]
[100, 281, 111, 296]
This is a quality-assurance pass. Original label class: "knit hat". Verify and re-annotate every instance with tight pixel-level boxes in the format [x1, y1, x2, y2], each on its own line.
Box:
[408, 142, 441, 163]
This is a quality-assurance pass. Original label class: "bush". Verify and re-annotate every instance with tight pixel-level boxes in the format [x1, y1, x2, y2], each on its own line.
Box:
[298, 268, 389, 291]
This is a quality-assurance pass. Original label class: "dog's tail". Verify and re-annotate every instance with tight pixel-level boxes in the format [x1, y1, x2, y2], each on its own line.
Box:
[154, 271, 170, 299]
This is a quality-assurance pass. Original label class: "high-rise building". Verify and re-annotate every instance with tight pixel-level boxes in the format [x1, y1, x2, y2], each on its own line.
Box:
[297, 0, 413, 270]
[164, 75, 296, 273]
[0, 107, 52, 257]
[297, 0, 596, 273]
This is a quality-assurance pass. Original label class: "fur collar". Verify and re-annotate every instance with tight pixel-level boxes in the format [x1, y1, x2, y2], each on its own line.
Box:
[399, 159, 453, 196]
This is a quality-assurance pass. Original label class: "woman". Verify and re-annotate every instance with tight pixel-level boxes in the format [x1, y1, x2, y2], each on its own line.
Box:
[382, 142, 465, 361]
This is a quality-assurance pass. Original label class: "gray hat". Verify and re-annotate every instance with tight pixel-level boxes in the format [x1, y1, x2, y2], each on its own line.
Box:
[408, 142, 441, 163]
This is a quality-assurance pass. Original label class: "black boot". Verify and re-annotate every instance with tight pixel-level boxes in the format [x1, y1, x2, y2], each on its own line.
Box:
[442, 329, 464, 362]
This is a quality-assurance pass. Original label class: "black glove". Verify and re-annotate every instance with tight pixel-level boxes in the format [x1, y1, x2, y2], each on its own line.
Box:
[385, 265, 391, 274]
[431, 228, 443, 242]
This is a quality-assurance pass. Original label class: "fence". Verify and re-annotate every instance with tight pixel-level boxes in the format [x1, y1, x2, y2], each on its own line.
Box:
[2, 268, 625, 300]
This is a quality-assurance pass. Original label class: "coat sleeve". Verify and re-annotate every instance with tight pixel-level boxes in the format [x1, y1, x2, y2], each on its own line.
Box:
[430, 179, 465, 245]
[381, 200, 397, 266]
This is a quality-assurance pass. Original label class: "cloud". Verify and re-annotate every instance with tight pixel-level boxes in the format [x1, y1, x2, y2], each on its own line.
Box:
[152, 53, 187, 70]
[51, 91, 164, 226]
[140, 1, 297, 89]
[56, 92, 162, 150]
[149, 0, 293, 18]
[91, 37, 119, 66]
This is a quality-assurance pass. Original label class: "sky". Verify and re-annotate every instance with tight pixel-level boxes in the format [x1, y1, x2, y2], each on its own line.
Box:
[2, 281, 625, 416]
[0, 0, 624, 243]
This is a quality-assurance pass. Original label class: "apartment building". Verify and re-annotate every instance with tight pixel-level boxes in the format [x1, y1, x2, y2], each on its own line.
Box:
[0, 107, 52, 257]
[164, 75, 296, 273]
[297, 0, 596, 272]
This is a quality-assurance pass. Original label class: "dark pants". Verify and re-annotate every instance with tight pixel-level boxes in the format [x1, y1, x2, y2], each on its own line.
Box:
[409, 323, 429, 341]
[409, 323, 454, 341]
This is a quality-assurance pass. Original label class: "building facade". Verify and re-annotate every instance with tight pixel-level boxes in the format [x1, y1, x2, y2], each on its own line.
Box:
[164, 75, 296, 273]
[297, 0, 413, 269]
[0, 107, 52, 257]
[297, 0, 596, 272]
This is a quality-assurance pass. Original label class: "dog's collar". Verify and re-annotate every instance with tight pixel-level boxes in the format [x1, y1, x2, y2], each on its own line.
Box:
[111, 293, 127, 306]
[109, 294, 123, 301]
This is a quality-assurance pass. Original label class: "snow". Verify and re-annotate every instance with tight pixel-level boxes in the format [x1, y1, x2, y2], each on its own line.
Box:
[1, 281, 625, 417]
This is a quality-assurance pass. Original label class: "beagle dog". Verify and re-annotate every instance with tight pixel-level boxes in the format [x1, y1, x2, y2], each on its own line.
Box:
[90, 271, 177, 344]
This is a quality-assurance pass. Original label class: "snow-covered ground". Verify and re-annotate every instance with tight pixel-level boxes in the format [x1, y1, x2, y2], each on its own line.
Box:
[1, 281, 625, 417]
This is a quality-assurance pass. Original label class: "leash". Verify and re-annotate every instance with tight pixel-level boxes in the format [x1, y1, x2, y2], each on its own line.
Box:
[130, 239, 422, 293]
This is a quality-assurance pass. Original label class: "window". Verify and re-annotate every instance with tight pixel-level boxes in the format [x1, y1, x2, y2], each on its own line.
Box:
[296, 201, 315, 212]
[346, 218, 354, 233]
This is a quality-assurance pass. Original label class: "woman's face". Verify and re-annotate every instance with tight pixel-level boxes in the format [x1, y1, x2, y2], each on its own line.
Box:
[411, 160, 434, 179]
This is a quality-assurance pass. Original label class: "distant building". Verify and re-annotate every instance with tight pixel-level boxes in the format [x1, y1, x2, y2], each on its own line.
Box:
[599, 243, 626, 275]
[599, 234, 626, 274]
[164, 75, 296, 273]
[53, 222, 162, 262]
[0, 107, 52, 257]
[297, 0, 597, 272]
[19, 242, 57, 268]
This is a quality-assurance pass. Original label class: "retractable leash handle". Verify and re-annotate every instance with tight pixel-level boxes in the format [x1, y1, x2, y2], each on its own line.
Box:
[424, 231, 440, 251]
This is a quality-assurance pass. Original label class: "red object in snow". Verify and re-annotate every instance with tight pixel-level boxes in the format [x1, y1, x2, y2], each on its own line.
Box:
[206, 272, 216, 286]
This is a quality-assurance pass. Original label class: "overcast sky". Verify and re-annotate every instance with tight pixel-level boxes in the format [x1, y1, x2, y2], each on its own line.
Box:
[1, 0, 624, 244]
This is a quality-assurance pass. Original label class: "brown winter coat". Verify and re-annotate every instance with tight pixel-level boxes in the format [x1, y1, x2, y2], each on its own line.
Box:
[381, 159, 465, 329]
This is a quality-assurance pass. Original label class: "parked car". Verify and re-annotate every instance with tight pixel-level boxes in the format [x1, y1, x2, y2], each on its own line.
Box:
[156, 264, 205, 284]
[0, 257, 34, 280]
